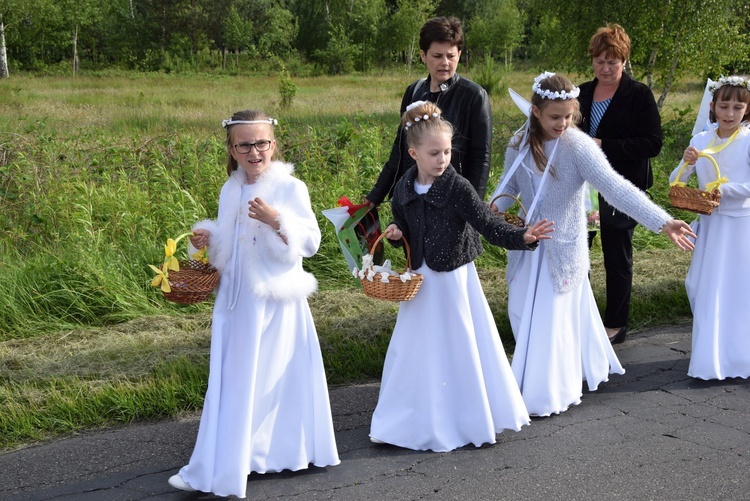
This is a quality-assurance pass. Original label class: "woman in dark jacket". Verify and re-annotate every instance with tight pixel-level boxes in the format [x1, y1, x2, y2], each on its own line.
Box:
[577, 24, 663, 345]
[366, 16, 492, 205]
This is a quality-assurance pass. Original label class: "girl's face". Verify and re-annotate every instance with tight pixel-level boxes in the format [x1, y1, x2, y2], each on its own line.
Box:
[533, 100, 577, 140]
[711, 98, 748, 138]
[229, 123, 276, 183]
[408, 131, 452, 185]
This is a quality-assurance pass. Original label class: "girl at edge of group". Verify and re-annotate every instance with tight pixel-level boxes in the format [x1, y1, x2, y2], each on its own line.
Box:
[492, 72, 696, 417]
[168, 110, 339, 498]
[670, 75, 750, 380]
[369, 100, 554, 452]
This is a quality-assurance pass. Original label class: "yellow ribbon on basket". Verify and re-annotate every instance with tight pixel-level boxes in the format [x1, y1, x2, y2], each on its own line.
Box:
[670, 128, 739, 192]
[148, 232, 198, 293]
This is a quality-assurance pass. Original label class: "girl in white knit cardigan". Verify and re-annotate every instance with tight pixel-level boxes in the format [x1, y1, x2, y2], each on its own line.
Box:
[492, 73, 696, 417]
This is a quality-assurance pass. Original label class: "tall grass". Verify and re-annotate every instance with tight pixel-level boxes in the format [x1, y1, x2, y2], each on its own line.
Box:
[0, 71, 702, 450]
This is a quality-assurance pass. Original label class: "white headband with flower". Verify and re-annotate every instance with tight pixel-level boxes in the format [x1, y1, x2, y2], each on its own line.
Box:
[221, 117, 278, 129]
[709, 75, 750, 94]
[404, 100, 440, 130]
[532, 71, 580, 100]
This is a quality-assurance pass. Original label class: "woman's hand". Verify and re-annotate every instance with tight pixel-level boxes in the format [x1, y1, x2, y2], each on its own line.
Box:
[683, 146, 700, 165]
[523, 219, 555, 244]
[662, 219, 697, 251]
[248, 197, 281, 229]
[190, 229, 211, 249]
[384, 224, 402, 241]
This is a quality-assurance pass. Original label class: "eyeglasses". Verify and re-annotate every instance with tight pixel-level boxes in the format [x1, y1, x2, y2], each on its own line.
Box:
[233, 140, 272, 154]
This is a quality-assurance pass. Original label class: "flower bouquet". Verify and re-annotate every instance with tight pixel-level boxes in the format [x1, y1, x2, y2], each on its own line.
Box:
[149, 232, 219, 304]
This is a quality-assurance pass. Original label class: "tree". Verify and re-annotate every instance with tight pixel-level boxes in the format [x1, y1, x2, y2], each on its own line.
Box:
[223, 5, 253, 67]
[466, 0, 524, 67]
[525, 0, 750, 109]
[386, 0, 437, 72]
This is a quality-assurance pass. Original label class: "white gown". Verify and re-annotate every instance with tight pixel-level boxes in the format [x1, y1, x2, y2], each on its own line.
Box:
[673, 126, 750, 380]
[370, 262, 530, 452]
[508, 164, 624, 417]
[179, 184, 339, 499]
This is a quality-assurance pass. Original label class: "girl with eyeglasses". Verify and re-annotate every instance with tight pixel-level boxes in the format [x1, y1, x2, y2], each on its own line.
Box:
[168, 109, 339, 498]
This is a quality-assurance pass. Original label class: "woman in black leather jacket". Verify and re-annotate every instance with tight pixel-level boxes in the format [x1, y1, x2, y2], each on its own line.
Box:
[366, 16, 492, 205]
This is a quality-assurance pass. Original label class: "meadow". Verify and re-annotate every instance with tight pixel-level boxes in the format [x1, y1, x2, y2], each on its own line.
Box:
[0, 69, 701, 450]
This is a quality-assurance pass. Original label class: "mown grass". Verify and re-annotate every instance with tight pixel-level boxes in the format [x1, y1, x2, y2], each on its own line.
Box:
[0, 69, 701, 451]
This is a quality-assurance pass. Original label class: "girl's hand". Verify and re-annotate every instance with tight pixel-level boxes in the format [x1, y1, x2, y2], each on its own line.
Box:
[523, 219, 554, 244]
[190, 229, 211, 249]
[384, 224, 402, 241]
[662, 219, 697, 251]
[683, 146, 700, 165]
[248, 197, 281, 230]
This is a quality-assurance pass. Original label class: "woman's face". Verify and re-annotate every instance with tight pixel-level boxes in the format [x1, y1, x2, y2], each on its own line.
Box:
[229, 123, 276, 183]
[420, 41, 461, 86]
[592, 51, 624, 87]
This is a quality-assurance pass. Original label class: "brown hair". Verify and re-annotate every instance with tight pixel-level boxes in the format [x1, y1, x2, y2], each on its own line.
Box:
[419, 17, 464, 53]
[401, 101, 454, 150]
[710, 80, 750, 123]
[223, 109, 281, 176]
[588, 23, 631, 62]
[515, 73, 581, 174]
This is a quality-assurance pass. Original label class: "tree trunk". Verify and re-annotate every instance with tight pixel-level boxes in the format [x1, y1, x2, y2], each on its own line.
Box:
[72, 25, 79, 75]
[657, 53, 679, 111]
[0, 22, 9, 78]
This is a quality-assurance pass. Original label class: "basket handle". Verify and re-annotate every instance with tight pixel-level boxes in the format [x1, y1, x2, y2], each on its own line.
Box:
[490, 193, 527, 218]
[369, 231, 414, 273]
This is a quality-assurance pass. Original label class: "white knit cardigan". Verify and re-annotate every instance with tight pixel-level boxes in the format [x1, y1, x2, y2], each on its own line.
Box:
[191, 161, 320, 303]
[492, 127, 671, 293]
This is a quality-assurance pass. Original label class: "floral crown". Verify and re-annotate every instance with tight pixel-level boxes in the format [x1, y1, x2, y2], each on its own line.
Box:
[532, 71, 580, 100]
[709, 75, 750, 94]
[404, 100, 440, 130]
[221, 117, 278, 129]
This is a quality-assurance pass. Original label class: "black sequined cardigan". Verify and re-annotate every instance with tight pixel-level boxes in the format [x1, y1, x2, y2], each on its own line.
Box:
[390, 165, 536, 272]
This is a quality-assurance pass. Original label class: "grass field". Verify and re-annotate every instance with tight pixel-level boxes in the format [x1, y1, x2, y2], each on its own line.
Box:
[0, 68, 701, 450]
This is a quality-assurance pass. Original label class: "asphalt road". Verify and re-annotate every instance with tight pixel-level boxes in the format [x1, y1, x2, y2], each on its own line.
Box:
[2, 323, 749, 501]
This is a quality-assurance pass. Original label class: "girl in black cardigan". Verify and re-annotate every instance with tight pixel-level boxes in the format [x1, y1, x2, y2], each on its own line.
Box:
[368, 101, 553, 452]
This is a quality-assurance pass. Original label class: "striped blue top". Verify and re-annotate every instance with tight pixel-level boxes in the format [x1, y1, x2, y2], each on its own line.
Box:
[588, 98, 612, 137]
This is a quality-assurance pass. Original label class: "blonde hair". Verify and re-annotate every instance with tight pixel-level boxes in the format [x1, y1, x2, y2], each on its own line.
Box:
[401, 101, 454, 150]
[223, 109, 282, 176]
[513, 73, 581, 174]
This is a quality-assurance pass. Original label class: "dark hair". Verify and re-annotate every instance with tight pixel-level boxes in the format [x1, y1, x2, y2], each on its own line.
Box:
[419, 17, 464, 53]
[514, 73, 581, 174]
[401, 101, 453, 150]
[588, 23, 631, 62]
[223, 109, 281, 176]
[710, 80, 750, 123]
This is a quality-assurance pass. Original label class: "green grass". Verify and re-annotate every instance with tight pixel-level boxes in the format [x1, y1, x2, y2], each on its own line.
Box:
[0, 70, 701, 451]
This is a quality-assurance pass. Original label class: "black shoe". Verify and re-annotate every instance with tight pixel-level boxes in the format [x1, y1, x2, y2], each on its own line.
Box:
[608, 326, 627, 345]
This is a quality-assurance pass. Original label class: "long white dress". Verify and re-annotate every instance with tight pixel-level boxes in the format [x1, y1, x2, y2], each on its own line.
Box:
[507, 153, 624, 417]
[179, 181, 339, 499]
[671, 125, 750, 380]
[370, 183, 530, 452]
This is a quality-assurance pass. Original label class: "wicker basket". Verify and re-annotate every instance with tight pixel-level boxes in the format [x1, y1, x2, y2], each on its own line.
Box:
[490, 193, 527, 228]
[161, 259, 219, 305]
[359, 233, 423, 302]
[669, 155, 722, 215]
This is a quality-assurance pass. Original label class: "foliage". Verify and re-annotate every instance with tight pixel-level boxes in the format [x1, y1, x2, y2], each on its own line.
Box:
[473, 55, 506, 95]
[524, 0, 750, 107]
[277, 62, 296, 110]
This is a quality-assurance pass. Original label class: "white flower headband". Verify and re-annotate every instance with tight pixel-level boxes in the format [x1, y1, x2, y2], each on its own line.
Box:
[221, 117, 278, 129]
[708, 75, 750, 94]
[404, 100, 440, 130]
[532, 71, 580, 100]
